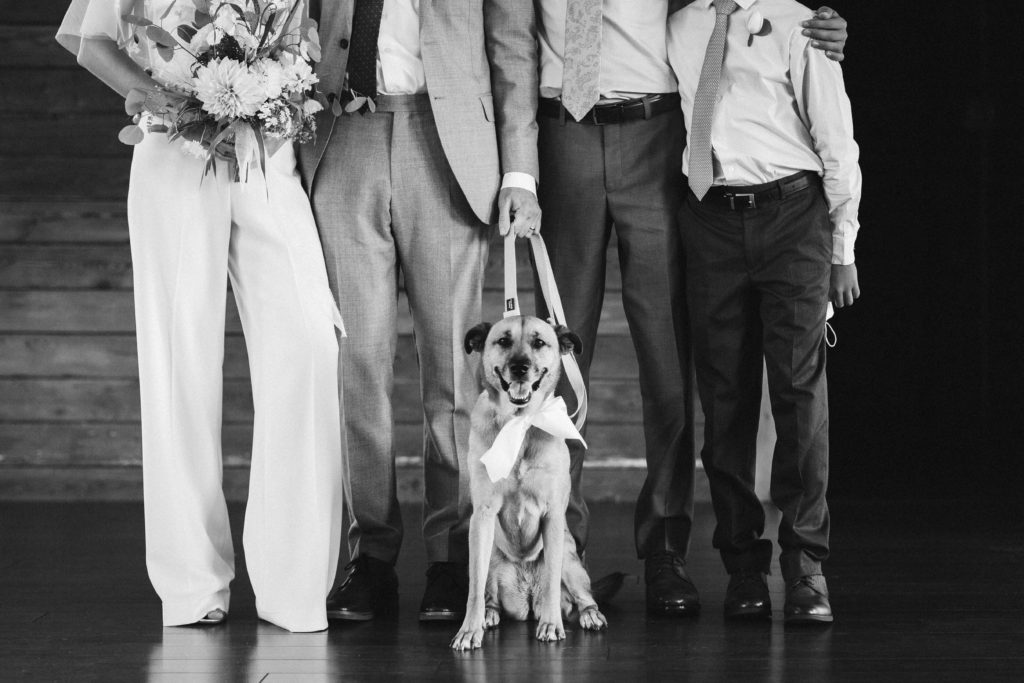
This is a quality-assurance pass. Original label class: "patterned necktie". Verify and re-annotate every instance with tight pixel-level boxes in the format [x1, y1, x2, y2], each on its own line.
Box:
[688, 0, 737, 200]
[348, 0, 385, 99]
[561, 0, 602, 122]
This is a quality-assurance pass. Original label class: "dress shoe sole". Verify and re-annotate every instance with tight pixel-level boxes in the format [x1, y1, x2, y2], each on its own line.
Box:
[326, 609, 375, 621]
[784, 612, 833, 625]
[418, 610, 464, 622]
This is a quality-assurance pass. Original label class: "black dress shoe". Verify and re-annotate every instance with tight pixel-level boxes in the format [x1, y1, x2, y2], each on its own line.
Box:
[645, 551, 701, 617]
[326, 555, 398, 621]
[419, 562, 468, 621]
[784, 575, 833, 624]
[724, 569, 771, 621]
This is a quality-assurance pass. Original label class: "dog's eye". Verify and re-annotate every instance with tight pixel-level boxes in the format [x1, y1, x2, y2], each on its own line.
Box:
[531, 339, 547, 350]
[495, 337, 512, 348]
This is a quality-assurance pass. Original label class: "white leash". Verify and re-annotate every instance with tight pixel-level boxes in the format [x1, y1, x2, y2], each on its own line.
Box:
[502, 233, 589, 430]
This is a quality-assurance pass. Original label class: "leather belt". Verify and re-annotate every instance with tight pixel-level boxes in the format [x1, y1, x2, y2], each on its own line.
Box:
[698, 171, 820, 210]
[539, 93, 680, 125]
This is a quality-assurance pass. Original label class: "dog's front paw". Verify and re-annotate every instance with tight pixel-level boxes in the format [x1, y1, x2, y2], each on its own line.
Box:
[535, 618, 565, 643]
[484, 606, 501, 629]
[579, 605, 607, 631]
[450, 625, 485, 651]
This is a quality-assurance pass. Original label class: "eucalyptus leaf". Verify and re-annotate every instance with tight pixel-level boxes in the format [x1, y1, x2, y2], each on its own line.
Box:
[118, 124, 146, 146]
[177, 24, 198, 42]
[331, 97, 344, 117]
[121, 14, 153, 27]
[146, 25, 179, 48]
[125, 88, 149, 116]
[157, 44, 175, 62]
[345, 96, 366, 113]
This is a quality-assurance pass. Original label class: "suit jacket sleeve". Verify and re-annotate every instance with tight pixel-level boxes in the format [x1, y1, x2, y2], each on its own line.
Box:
[483, 0, 540, 180]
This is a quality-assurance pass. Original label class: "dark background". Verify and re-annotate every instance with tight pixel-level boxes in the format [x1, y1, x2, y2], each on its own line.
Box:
[826, 4, 1024, 502]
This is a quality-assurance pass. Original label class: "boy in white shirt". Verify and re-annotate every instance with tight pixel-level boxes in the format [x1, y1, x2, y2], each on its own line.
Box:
[668, 0, 862, 624]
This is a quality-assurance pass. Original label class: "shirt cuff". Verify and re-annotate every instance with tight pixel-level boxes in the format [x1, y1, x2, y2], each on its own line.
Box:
[501, 172, 537, 196]
[832, 231, 856, 266]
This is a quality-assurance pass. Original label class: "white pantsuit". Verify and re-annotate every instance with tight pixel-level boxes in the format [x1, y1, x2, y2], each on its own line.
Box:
[128, 134, 344, 632]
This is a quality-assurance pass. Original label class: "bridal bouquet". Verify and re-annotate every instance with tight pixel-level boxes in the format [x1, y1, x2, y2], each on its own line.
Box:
[118, 0, 323, 181]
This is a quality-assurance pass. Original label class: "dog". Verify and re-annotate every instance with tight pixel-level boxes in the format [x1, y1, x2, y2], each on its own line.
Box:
[450, 315, 607, 651]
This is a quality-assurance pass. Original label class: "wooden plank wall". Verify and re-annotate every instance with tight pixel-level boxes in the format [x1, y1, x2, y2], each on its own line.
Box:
[1, 0, 698, 501]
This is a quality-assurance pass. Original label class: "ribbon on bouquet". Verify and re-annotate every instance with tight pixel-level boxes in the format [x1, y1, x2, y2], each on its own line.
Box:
[480, 233, 589, 483]
[480, 395, 587, 482]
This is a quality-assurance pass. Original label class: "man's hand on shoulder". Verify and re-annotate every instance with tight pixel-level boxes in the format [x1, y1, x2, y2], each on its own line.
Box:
[830, 263, 860, 309]
[803, 7, 848, 62]
[497, 187, 542, 239]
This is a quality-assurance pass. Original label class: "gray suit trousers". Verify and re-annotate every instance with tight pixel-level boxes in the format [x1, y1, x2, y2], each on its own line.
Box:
[537, 107, 696, 560]
[310, 96, 487, 565]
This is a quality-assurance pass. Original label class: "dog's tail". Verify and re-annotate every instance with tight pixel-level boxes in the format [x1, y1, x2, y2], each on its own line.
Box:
[590, 572, 634, 606]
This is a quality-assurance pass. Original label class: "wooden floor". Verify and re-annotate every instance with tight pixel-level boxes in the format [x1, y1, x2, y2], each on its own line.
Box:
[1, 499, 1022, 682]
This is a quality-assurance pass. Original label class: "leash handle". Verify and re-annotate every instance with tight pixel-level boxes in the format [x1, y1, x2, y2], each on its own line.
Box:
[502, 233, 589, 429]
[503, 235, 520, 318]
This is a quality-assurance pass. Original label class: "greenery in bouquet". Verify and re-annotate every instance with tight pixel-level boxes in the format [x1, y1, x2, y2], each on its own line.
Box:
[117, 0, 324, 181]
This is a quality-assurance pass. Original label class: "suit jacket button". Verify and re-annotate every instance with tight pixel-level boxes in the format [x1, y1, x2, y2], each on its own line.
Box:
[339, 38, 349, 49]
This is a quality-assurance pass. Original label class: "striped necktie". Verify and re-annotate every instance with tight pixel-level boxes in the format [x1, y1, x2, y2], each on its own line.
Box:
[561, 0, 602, 122]
[688, 0, 737, 200]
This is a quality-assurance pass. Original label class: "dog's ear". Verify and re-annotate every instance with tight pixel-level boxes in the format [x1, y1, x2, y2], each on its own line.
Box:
[464, 322, 492, 354]
[554, 325, 583, 356]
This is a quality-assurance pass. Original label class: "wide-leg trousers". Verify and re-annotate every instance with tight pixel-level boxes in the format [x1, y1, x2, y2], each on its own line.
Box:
[310, 96, 487, 565]
[681, 180, 831, 582]
[128, 135, 345, 632]
[537, 106, 696, 560]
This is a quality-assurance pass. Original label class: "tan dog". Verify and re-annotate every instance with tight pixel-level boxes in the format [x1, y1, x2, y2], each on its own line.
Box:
[450, 316, 607, 651]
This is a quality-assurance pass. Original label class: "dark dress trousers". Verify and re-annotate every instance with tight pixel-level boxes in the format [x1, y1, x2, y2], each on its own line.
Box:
[681, 178, 831, 582]
[536, 105, 697, 560]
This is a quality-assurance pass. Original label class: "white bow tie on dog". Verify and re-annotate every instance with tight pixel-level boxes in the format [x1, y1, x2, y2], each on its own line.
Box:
[480, 396, 587, 483]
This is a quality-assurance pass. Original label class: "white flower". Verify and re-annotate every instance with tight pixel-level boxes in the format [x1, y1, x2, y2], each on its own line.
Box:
[258, 98, 294, 137]
[278, 52, 319, 94]
[213, 9, 239, 35]
[253, 58, 286, 99]
[302, 99, 323, 116]
[194, 58, 267, 119]
[746, 11, 765, 36]
[189, 23, 216, 53]
[179, 138, 209, 159]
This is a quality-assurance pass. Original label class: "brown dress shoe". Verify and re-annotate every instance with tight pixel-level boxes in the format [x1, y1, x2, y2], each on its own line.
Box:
[724, 569, 771, 621]
[784, 575, 833, 624]
[645, 551, 701, 617]
[419, 562, 468, 621]
[326, 556, 398, 621]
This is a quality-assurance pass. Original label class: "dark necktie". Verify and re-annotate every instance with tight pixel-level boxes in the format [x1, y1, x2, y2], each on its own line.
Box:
[347, 0, 385, 99]
[688, 0, 737, 200]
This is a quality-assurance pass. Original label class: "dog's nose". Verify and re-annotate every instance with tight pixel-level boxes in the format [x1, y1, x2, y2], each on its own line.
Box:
[509, 357, 530, 379]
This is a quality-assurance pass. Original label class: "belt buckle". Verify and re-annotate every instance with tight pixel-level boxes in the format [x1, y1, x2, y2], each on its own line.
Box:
[727, 193, 756, 210]
[590, 105, 620, 126]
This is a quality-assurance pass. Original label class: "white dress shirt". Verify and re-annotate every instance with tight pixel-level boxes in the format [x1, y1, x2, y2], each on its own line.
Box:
[668, 0, 862, 264]
[536, 0, 677, 101]
[371, 0, 534, 193]
[375, 0, 427, 96]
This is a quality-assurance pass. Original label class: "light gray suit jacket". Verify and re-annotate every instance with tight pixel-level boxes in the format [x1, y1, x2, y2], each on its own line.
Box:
[299, 0, 540, 225]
